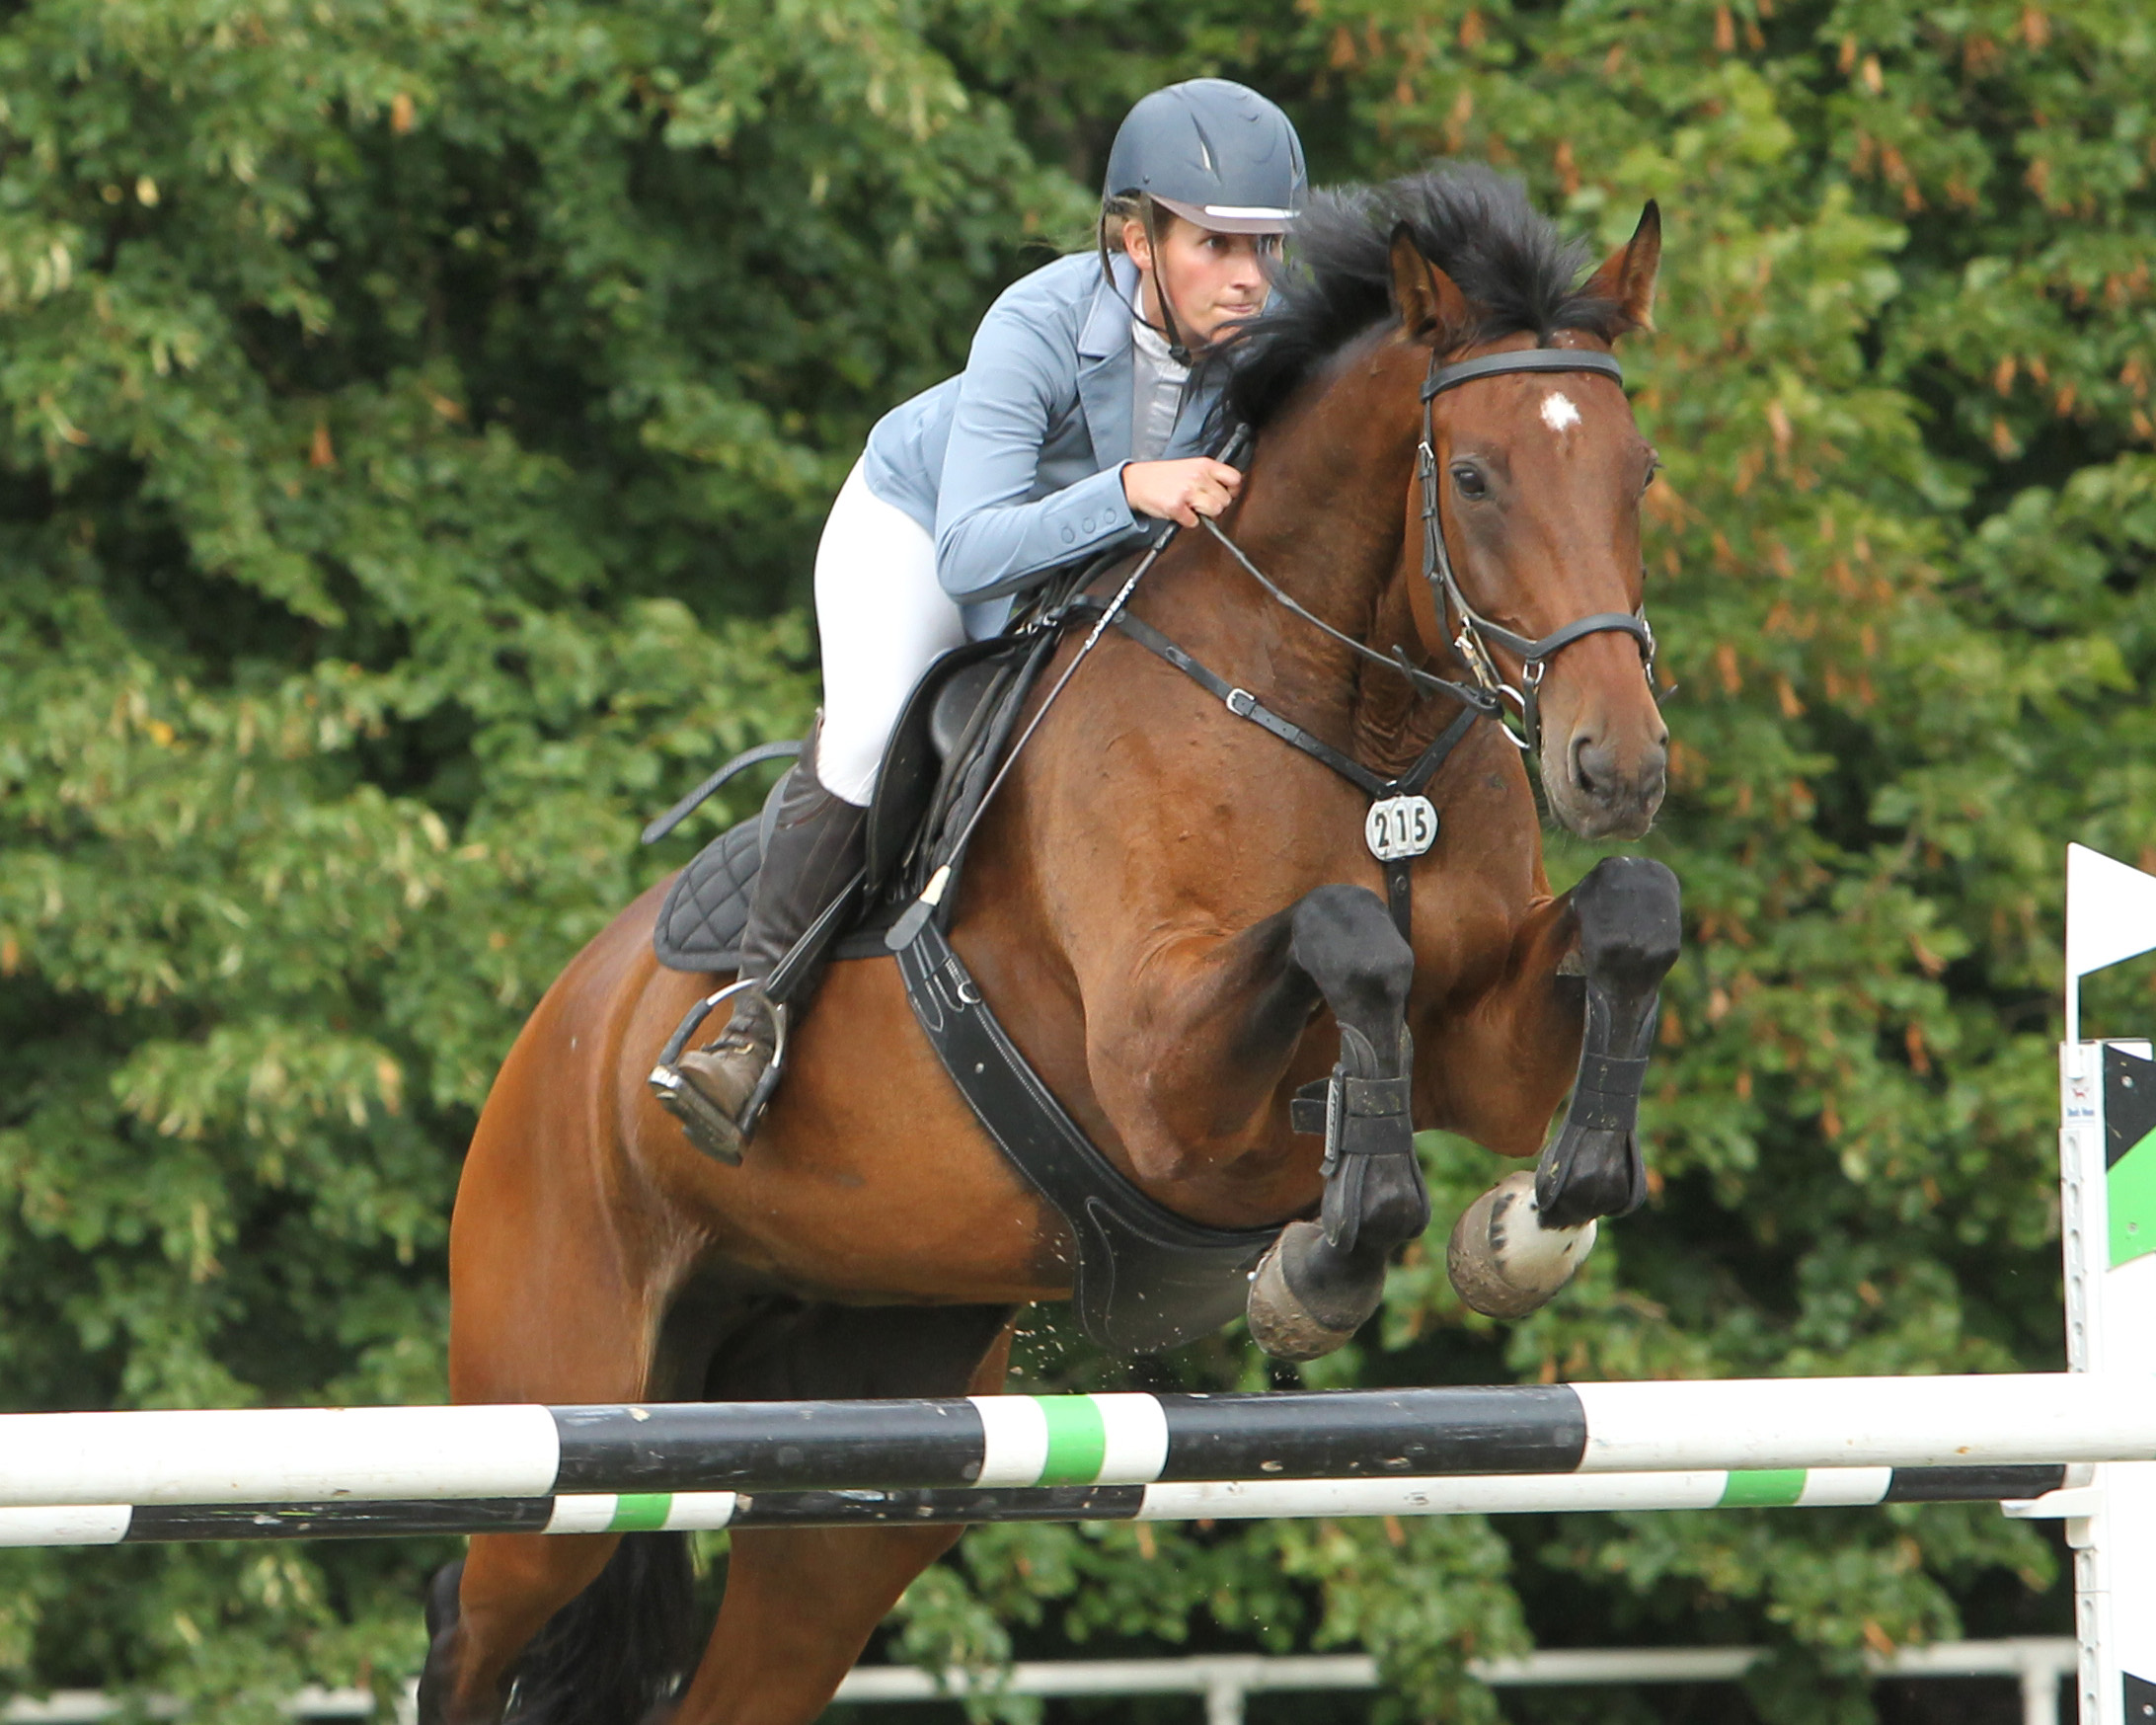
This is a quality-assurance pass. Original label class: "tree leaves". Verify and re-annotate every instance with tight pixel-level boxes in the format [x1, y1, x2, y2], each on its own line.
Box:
[2, 0, 2146, 1718]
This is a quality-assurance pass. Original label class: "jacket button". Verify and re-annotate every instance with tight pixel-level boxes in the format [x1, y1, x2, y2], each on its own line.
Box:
[1061, 526, 1076, 544]
[1082, 516, 1095, 533]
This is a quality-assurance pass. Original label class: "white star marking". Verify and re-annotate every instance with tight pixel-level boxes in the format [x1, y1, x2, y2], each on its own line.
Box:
[1540, 391, 1581, 433]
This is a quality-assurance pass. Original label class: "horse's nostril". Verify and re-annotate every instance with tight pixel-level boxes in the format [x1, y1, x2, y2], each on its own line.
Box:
[1571, 733, 1605, 793]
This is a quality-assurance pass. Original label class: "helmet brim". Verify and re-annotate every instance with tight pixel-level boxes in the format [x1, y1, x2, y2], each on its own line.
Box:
[1150, 194, 1297, 235]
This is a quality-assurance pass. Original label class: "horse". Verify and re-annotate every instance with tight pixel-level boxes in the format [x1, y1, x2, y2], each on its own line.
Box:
[419, 165, 1681, 1725]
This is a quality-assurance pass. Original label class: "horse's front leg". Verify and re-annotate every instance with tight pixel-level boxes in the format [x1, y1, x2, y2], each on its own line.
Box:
[1081, 881, 1424, 1361]
[1241, 883, 1429, 1362]
[1434, 855, 1681, 1319]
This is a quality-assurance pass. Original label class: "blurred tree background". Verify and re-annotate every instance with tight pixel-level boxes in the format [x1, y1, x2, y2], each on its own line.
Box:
[1, 0, 2151, 1719]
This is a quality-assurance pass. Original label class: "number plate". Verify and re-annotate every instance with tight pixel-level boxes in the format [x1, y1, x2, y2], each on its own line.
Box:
[1365, 795, 1438, 862]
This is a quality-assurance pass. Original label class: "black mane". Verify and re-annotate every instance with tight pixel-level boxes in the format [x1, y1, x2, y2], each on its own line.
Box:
[1222, 164, 1632, 429]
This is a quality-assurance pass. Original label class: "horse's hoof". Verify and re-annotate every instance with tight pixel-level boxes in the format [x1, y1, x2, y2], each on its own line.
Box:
[1446, 1170, 1596, 1319]
[1246, 1220, 1380, 1362]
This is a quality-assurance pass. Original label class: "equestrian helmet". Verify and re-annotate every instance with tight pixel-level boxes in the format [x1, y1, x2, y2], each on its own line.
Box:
[1103, 80, 1305, 234]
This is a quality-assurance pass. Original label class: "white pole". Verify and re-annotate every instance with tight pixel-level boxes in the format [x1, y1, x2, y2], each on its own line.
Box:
[1202, 1673, 1244, 1725]
[2022, 1658, 2060, 1725]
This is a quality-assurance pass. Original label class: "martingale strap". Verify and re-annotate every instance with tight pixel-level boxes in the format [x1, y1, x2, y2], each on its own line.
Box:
[892, 915, 1276, 1354]
[1065, 596, 1483, 940]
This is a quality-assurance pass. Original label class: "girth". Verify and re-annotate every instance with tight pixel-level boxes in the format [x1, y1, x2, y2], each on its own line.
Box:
[1063, 595, 1484, 941]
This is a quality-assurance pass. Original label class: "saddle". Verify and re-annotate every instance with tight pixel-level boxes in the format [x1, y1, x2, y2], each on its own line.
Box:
[651, 632, 1048, 973]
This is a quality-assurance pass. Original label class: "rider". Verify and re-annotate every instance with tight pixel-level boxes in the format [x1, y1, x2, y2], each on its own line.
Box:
[666, 79, 1307, 1157]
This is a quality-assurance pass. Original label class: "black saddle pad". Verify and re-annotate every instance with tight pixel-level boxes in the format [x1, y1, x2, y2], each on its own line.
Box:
[653, 816, 763, 973]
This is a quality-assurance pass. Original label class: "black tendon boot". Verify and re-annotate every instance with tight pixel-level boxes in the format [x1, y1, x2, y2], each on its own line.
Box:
[662, 730, 866, 1160]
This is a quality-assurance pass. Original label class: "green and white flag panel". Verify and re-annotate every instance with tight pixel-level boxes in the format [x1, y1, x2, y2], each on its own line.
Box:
[2063, 844, 2156, 1044]
[2060, 1034, 2156, 1725]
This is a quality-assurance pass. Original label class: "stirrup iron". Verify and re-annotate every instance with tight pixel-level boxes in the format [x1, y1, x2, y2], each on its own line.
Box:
[649, 979, 791, 1163]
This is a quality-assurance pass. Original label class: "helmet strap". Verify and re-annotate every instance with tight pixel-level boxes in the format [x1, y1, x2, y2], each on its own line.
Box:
[1136, 196, 1193, 365]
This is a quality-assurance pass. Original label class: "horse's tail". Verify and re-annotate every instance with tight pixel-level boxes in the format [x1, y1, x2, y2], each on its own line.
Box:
[507, 1532, 700, 1725]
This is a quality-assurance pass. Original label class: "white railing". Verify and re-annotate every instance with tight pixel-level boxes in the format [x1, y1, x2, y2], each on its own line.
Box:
[832, 1640, 2078, 1725]
[0, 1639, 2078, 1725]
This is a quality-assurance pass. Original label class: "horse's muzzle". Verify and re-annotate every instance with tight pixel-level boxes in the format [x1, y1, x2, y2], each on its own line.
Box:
[1546, 726, 1667, 839]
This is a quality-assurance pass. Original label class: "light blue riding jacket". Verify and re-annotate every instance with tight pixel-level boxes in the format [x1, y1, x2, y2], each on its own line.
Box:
[862, 252, 1229, 639]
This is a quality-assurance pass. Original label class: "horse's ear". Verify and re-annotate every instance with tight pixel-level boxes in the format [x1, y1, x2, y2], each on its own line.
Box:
[1389, 223, 1471, 342]
[1583, 200, 1661, 334]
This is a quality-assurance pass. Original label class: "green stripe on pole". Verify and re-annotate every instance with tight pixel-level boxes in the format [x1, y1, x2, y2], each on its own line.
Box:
[608, 1494, 674, 1532]
[1718, 1470, 1807, 1508]
[2110, 1131, 2156, 1269]
[1036, 1397, 1110, 1485]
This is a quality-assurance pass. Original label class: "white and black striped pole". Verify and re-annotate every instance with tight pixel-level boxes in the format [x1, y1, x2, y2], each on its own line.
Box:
[1, 1378, 2155, 1510]
[0, 1463, 2071, 1548]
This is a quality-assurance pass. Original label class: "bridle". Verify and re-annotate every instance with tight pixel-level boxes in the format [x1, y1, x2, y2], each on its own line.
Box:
[1415, 346, 1656, 753]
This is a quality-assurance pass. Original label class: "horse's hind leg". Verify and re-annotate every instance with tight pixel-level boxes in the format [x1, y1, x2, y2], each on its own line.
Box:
[670, 1303, 1015, 1725]
[417, 1008, 687, 1725]
[1245, 883, 1424, 1361]
[418, 1531, 639, 1725]
[672, 1524, 973, 1725]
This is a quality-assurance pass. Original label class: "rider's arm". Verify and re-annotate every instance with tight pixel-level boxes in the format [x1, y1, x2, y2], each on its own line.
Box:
[932, 288, 1149, 605]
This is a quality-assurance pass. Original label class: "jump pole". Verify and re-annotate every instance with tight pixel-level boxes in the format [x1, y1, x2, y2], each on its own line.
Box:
[1, 1374, 2154, 1509]
[0, 1464, 2071, 1549]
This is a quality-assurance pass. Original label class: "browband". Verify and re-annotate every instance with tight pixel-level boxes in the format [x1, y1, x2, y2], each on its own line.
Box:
[1422, 348, 1624, 401]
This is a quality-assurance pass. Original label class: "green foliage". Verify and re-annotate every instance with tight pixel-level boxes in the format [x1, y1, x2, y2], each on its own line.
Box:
[2, 0, 2149, 1718]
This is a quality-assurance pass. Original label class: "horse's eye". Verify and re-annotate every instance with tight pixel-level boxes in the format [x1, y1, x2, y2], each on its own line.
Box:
[1643, 459, 1661, 493]
[1451, 465, 1488, 501]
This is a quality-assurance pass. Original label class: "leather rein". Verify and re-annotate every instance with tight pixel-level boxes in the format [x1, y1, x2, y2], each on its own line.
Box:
[1060, 341, 1656, 942]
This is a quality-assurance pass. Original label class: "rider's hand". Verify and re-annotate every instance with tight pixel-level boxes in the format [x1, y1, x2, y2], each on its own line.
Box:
[1121, 458, 1243, 528]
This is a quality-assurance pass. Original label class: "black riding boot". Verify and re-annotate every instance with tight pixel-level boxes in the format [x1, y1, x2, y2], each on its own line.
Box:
[664, 727, 866, 1160]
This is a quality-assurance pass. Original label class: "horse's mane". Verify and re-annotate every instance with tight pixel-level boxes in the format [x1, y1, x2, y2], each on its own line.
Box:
[1222, 164, 1633, 429]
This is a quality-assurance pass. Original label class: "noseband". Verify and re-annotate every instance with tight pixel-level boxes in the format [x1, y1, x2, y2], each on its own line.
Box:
[1418, 347, 1656, 753]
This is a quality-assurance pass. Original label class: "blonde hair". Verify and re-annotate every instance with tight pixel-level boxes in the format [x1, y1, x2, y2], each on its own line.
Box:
[1097, 192, 1148, 255]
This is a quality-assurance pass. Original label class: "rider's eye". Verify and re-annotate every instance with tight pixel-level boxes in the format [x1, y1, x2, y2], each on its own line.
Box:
[1451, 465, 1488, 501]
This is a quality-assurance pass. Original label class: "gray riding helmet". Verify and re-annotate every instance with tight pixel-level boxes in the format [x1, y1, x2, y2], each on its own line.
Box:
[1103, 79, 1306, 233]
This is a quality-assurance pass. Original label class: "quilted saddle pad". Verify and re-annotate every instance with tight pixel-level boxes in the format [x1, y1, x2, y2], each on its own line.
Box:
[652, 816, 761, 973]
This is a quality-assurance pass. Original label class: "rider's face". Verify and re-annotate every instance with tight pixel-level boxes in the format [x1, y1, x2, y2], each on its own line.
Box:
[1123, 212, 1278, 349]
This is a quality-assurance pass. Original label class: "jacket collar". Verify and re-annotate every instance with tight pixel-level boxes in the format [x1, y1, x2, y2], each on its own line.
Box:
[1078, 253, 1139, 359]
[1075, 255, 1137, 462]
[1075, 253, 1228, 464]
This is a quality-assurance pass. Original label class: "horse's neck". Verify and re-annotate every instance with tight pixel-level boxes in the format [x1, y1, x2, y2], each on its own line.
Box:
[1144, 380, 1445, 777]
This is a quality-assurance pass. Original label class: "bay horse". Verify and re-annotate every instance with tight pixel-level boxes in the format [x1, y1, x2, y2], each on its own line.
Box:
[420, 166, 1679, 1725]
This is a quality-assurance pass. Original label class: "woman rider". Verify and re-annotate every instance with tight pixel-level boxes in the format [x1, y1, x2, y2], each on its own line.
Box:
[664, 79, 1307, 1159]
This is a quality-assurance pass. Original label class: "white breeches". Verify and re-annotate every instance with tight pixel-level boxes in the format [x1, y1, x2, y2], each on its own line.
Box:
[812, 458, 968, 807]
